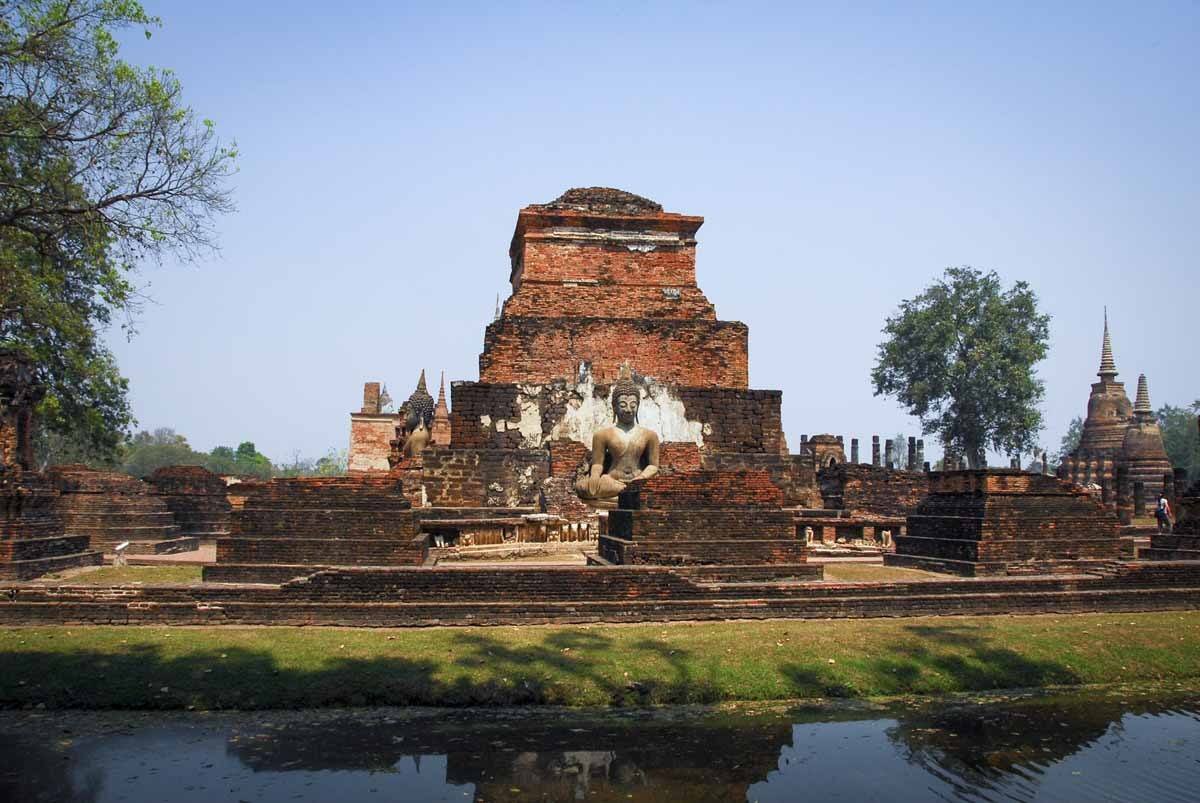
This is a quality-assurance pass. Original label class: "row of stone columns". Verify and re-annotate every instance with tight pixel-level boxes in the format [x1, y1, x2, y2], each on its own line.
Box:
[836, 435, 930, 471]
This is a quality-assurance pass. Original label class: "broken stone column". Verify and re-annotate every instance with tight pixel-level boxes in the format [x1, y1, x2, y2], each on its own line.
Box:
[905, 437, 916, 471]
[1010, 457, 1020, 469]
[850, 438, 859, 464]
[885, 440, 894, 470]
[1116, 465, 1133, 525]
[916, 439, 925, 468]
[923, 461, 931, 472]
[871, 436, 880, 467]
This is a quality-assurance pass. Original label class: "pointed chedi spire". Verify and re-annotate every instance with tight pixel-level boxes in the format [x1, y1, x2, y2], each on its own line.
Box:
[431, 370, 452, 446]
[415, 369, 428, 394]
[1133, 373, 1152, 415]
[1098, 307, 1117, 379]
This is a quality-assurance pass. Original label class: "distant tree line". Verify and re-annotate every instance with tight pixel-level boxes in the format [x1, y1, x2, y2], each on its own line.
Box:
[37, 426, 347, 480]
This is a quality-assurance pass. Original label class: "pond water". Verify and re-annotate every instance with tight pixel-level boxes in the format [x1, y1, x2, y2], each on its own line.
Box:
[0, 690, 1197, 802]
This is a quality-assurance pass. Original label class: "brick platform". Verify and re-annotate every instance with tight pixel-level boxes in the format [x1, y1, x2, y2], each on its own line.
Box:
[886, 470, 1131, 576]
[8, 560, 1200, 627]
[600, 470, 819, 580]
[0, 471, 102, 580]
[211, 476, 427, 582]
[47, 465, 182, 553]
[147, 465, 231, 538]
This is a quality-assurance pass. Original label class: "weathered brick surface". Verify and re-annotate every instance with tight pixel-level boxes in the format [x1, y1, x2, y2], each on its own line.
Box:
[608, 509, 792, 540]
[479, 317, 748, 388]
[600, 470, 806, 574]
[47, 465, 180, 552]
[147, 466, 231, 536]
[348, 413, 399, 474]
[887, 470, 1128, 576]
[677, 389, 784, 453]
[703, 452, 816, 506]
[618, 470, 783, 510]
[518, 236, 700, 289]
[547, 439, 589, 478]
[819, 464, 929, 517]
[10, 561, 1200, 627]
[0, 471, 103, 579]
[451, 382, 785, 454]
[478, 191, 749, 390]
[214, 476, 426, 571]
[420, 447, 548, 507]
[503, 281, 716, 320]
[538, 477, 594, 521]
[449, 382, 521, 449]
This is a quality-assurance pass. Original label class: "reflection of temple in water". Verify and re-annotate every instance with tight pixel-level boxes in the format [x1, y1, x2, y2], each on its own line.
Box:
[224, 712, 794, 802]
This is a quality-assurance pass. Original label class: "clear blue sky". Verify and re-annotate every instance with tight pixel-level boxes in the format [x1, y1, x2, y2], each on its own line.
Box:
[107, 2, 1199, 464]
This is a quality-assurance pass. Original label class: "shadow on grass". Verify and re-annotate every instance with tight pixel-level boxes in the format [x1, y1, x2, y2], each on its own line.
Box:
[0, 621, 1087, 709]
[0, 627, 726, 709]
[780, 622, 1082, 698]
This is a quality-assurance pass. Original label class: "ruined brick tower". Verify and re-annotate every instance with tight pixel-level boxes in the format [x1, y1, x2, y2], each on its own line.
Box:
[451, 187, 787, 457]
[1060, 313, 1133, 491]
[1059, 311, 1173, 502]
[482, 187, 747, 387]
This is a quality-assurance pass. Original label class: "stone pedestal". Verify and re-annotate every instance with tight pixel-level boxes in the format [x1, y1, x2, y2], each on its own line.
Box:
[600, 469, 820, 582]
[885, 470, 1130, 576]
[205, 476, 427, 583]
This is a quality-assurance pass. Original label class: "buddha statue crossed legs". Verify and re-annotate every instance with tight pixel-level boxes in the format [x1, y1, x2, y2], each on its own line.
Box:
[575, 363, 660, 509]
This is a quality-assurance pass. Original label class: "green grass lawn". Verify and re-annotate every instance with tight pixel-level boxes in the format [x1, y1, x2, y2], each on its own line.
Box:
[36, 566, 203, 586]
[1, 611, 1198, 709]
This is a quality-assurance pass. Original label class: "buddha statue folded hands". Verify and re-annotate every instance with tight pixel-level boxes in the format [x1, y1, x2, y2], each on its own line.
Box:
[575, 363, 661, 509]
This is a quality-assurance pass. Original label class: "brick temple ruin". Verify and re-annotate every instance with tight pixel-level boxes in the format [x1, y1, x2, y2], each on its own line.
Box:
[1058, 313, 1178, 521]
[1, 189, 1198, 625]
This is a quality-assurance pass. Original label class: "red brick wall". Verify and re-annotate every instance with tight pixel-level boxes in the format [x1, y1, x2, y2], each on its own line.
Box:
[704, 453, 818, 507]
[619, 470, 783, 510]
[348, 413, 398, 474]
[818, 464, 929, 517]
[420, 447, 549, 507]
[503, 281, 716, 320]
[479, 317, 748, 387]
[520, 237, 698, 287]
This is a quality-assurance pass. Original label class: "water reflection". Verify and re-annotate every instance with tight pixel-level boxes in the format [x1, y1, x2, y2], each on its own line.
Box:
[0, 692, 1197, 802]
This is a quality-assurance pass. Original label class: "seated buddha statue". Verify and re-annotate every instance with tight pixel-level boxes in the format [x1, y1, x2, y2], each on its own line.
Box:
[575, 363, 661, 509]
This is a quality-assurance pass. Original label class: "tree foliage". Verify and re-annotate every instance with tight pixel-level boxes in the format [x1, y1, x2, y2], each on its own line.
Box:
[871, 267, 1051, 468]
[119, 426, 203, 477]
[1058, 415, 1084, 463]
[1158, 402, 1200, 485]
[203, 441, 272, 479]
[1, 1, 235, 460]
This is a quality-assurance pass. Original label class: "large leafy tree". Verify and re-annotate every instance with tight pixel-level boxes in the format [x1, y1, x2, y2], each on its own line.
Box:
[871, 266, 1051, 468]
[0, 1, 235, 460]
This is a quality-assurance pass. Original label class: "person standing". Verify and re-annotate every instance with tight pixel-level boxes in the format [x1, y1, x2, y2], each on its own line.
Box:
[1156, 493, 1173, 533]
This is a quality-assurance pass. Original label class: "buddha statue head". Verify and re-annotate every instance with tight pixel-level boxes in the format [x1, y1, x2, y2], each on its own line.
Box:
[398, 370, 436, 459]
[611, 362, 640, 428]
